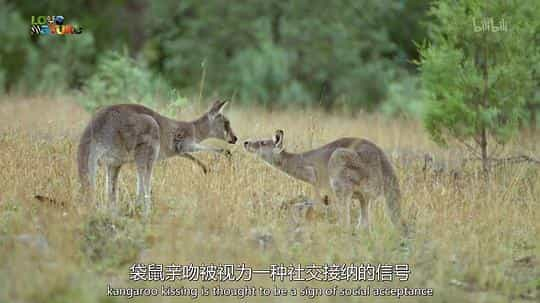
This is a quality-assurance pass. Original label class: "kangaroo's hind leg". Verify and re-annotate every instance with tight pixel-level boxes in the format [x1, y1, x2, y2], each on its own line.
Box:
[133, 115, 160, 216]
[328, 149, 358, 230]
[105, 164, 122, 207]
[85, 146, 105, 206]
[135, 144, 159, 216]
[329, 148, 369, 232]
[333, 184, 353, 229]
[353, 192, 370, 231]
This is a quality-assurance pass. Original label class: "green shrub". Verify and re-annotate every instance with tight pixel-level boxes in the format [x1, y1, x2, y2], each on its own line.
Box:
[333, 61, 393, 112]
[0, 2, 34, 93]
[79, 51, 172, 112]
[26, 32, 96, 94]
[163, 89, 190, 117]
[229, 42, 311, 107]
[0, 2, 96, 95]
[418, 0, 539, 173]
[144, 1, 419, 110]
[380, 75, 426, 118]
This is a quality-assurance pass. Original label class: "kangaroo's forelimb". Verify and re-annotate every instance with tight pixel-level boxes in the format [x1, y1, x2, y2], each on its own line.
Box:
[180, 154, 208, 174]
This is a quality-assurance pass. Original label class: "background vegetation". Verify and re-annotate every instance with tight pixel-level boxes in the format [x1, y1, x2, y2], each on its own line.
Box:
[2, 0, 538, 123]
[3, 0, 432, 112]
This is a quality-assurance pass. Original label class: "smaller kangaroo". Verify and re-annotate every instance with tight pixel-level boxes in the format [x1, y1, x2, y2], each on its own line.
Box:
[78, 100, 237, 214]
[243, 130, 406, 232]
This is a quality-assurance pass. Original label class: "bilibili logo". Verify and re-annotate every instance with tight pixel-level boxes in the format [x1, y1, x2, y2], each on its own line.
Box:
[472, 17, 508, 33]
[30, 15, 83, 36]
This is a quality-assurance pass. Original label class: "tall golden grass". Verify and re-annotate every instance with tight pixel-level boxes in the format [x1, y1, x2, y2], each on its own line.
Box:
[0, 96, 538, 302]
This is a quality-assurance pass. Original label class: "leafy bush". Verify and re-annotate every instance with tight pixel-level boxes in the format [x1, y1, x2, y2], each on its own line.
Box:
[0, 2, 96, 95]
[419, 0, 539, 174]
[144, 1, 427, 110]
[163, 89, 190, 117]
[380, 75, 426, 118]
[0, 2, 34, 93]
[333, 61, 393, 112]
[79, 51, 172, 112]
[229, 42, 311, 107]
[26, 32, 96, 94]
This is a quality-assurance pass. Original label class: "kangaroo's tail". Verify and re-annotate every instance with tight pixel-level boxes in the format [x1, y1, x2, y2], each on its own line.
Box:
[380, 154, 408, 233]
[77, 125, 95, 202]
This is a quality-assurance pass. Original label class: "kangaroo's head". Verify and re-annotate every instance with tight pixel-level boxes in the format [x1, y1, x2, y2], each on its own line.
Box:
[172, 100, 237, 154]
[205, 100, 238, 144]
[243, 129, 284, 162]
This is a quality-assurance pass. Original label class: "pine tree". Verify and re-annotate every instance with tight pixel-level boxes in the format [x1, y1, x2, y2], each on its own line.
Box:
[419, 0, 540, 176]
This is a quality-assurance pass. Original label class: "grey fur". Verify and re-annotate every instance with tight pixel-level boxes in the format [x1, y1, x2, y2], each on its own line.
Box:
[77, 100, 237, 214]
[244, 130, 406, 232]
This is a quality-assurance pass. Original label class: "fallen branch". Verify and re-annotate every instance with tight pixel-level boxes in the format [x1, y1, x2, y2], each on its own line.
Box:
[458, 154, 540, 168]
[489, 155, 540, 167]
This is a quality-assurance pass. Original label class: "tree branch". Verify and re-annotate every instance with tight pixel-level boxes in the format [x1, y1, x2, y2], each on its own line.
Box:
[455, 137, 482, 159]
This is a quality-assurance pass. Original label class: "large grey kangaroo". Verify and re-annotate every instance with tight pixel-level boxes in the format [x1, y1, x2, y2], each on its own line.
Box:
[243, 130, 407, 233]
[77, 100, 237, 214]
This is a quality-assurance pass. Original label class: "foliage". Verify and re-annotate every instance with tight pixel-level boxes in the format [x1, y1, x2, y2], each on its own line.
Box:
[24, 31, 96, 95]
[0, 2, 34, 93]
[2, 0, 435, 112]
[79, 51, 172, 112]
[380, 75, 426, 118]
[144, 0, 429, 109]
[0, 1, 96, 95]
[5, 0, 538, 125]
[163, 89, 190, 117]
[228, 41, 311, 107]
[418, 0, 540, 171]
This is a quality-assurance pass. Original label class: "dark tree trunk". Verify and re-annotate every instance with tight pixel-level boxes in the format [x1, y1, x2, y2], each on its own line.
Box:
[530, 103, 538, 130]
[480, 126, 489, 178]
[319, 79, 333, 112]
[480, 37, 490, 179]
[126, 0, 147, 55]
[271, 3, 282, 45]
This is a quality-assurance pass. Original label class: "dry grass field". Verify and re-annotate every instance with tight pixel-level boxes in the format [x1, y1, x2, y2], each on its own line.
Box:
[0, 96, 538, 302]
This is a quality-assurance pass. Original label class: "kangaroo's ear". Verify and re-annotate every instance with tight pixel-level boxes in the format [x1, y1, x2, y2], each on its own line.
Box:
[208, 100, 229, 119]
[273, 129, 284, 152]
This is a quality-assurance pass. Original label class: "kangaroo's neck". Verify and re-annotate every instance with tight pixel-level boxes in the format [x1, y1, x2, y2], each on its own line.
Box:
[189, 115, 211, 142]
[155, 113, 211, 158]
[270, 151, 314, 184]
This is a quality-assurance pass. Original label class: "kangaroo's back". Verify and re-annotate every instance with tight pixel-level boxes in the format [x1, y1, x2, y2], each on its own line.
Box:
[77, 104, 164, 198]
[243, 131, 406, 232]
[327, 138, 406, 231]
[76, 100, 237, 210]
